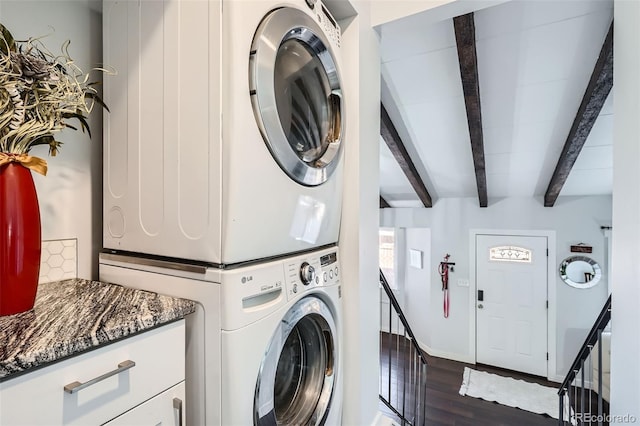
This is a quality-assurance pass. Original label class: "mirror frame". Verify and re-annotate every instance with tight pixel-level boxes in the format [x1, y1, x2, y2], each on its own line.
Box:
[559, 255, 602, 289]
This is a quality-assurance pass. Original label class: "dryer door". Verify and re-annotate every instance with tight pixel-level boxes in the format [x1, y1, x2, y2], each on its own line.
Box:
[254, 296, 338, 425]
[250, 7, 344, 187]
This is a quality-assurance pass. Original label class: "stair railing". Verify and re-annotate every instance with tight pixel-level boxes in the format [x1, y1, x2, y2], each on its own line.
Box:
[379, 269, 428, 425]
[558, 294, 612, 425]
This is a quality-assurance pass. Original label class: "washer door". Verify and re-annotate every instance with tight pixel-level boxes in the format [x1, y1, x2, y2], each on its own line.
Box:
[250, 7, 344, 187]
[254, 296, 338, 425]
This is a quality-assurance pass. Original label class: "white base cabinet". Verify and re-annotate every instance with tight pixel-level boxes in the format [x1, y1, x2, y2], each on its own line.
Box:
[105, 382, 185, 426]
[0, 320, 186, 425]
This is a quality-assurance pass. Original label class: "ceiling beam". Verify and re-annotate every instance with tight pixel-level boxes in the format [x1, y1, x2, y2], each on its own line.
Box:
[544, 22, 614, 207]
[380, 104, 433, 208]
[454, 12, 488, 208]
[379, 196, 390, 208]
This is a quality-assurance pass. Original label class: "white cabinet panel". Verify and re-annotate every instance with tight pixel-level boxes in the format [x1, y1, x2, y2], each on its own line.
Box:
[104, 382, 186, 426]
[0, 321, 185, 425]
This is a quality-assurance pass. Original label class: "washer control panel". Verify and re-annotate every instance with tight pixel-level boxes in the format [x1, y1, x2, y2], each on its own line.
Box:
[300, 262, 316, 285]
[285, 250, 340, 300]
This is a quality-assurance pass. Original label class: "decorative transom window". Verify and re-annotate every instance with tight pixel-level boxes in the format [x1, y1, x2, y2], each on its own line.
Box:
[489, 246, 532, 263]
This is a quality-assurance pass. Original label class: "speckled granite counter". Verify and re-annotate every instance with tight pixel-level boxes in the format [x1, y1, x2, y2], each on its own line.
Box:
[0, 278, 196, 381]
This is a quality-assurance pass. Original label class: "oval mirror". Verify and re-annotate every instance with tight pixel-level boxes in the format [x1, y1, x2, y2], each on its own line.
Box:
[559, 256, 602, 289]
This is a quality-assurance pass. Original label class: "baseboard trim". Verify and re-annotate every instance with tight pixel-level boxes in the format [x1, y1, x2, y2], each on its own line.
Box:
[371, 411, 400, 426]
[418, 341, 475, 364]
[549, 374, 564, 384]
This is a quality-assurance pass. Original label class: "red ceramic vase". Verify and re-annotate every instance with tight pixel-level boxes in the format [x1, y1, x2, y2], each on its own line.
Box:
[0, 162, 41, 316]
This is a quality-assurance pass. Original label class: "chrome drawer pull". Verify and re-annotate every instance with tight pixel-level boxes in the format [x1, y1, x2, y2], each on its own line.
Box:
[173, 397, 183, 426]
[63, 360, 136, 394]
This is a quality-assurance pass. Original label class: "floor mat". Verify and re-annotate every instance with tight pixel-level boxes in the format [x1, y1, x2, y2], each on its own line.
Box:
[459, 366, 572, 421]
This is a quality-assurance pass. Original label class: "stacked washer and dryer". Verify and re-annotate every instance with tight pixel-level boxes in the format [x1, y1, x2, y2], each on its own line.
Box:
[100, 0, 345, 424]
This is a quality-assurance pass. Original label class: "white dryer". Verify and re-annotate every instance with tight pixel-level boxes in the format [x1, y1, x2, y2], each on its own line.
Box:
[103, 0, 345, 266]
[99, 246, 342, 426]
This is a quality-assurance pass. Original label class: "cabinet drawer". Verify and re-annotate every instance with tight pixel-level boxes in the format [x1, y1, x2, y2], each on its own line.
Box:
[104, 381, 186, 426]
[0, 320, 185, 425]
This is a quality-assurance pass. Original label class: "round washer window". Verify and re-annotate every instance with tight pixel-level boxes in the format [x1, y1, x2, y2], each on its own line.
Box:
[254, 297, 337, 426]
[273, 314, 332, 424]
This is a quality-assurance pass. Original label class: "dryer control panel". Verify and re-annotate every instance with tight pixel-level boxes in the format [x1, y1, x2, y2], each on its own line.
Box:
[284, 250, 340, 301]
[317, 3, 341, 48]
[305, 0, 341, 48]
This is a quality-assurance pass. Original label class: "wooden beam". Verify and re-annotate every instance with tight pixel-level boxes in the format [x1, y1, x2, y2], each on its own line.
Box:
[454, 12, 488, 208]
[380, 104, 433, 208]
[379, 196, 390, 208]
[544, 23, 614, 207]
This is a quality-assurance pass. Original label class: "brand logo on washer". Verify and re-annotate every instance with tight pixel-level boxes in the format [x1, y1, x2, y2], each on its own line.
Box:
[241, 275, 253, 284]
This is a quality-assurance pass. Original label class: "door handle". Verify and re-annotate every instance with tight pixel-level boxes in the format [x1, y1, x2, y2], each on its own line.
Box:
[328, 92, 342, 144]
[478, 289, 484, 301]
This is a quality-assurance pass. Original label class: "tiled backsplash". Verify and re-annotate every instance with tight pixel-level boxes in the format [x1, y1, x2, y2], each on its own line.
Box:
[39, 239, 77, 283]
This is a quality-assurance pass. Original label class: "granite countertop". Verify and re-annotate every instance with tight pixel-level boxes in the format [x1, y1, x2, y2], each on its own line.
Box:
[0, 278, 196, 381]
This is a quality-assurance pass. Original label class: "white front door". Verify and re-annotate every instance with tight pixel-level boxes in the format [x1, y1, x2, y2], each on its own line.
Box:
[476, 234, 548, 377]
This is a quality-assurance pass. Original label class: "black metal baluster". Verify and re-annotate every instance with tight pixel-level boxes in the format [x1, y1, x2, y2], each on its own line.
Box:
[580, 360, 585, 423]
[416, 345, 420, 425]
[597, 329, 603, 426]
[379, 302, 383, 401]
[395, 320, 400, 409]
[398, 330, 408, 417]
[589, 346, 593, 424]
[574, 376, 578, 424]
[413, 347, 418, 425]
[559, 387, 565, 425]
[388, 300, 392, 403]
[568, 381, 574, 425]
[411, 351, 422, 425]
[422, 361, 427, 426]
[589, 345, 594, 415]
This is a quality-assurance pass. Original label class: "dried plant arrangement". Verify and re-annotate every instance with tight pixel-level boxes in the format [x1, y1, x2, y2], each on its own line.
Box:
[0, 23, 108, 175]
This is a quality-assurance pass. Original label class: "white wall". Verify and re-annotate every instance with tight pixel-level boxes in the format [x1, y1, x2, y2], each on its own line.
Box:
[338, 2, 381, 425]
[401, 228, 432, 347]
[0, 1, 103, 279]
[611, 0, 640, 420]
[381, 195, 611, 379]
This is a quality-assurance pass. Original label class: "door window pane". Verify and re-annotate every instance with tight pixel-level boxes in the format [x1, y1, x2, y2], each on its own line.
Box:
[489, 246, 532, 263]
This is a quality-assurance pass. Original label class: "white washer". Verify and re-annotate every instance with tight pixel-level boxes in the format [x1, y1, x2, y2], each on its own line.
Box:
[103, 0, 345, 266]
[99, 246, 342, 426]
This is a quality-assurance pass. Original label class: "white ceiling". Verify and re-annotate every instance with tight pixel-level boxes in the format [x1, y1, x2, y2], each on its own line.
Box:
[378, 0, 614, 207]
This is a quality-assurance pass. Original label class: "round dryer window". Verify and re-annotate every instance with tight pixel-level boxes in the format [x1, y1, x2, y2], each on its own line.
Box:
[254, 296, 338, 425]
[250, 7, 344, 187]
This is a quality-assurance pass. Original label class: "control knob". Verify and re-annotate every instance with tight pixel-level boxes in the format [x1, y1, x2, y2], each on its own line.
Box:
[300, 262, 316, 286]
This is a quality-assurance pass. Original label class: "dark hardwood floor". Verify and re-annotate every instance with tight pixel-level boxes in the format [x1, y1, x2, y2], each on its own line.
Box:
[379, 332, 560, 425]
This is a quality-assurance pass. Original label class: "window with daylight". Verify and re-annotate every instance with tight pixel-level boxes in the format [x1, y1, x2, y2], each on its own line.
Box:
[379, 228, 396, 289]
[489, 246, 532, 263]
